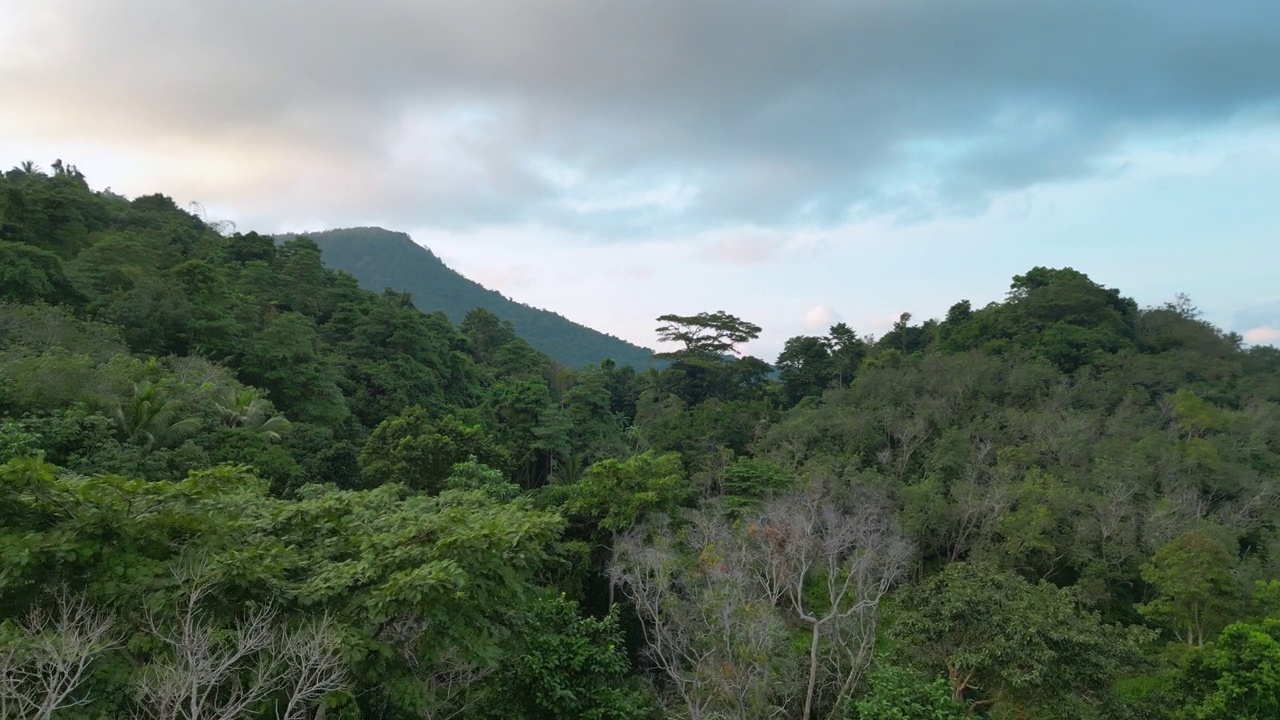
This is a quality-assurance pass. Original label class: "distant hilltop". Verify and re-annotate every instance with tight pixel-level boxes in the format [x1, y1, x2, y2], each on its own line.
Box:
[291, 227, 656, 369]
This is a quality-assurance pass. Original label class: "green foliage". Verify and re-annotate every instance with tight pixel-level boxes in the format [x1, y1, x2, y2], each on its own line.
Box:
[850, 662, 971, 720]
[491, 593, 652, 720]
[240, 312, 349, 426]
[0, 457, 566, 718]
[558, 451, 687, 533]
[360, 406, 509, 493]
[0, 240, 79, 304]
[1139, 530, 1242, 646]
[444, 458, 521, 500]
[717, 455, 794, 508]
[894, 561, 1149, 717]
[1173, 619, 1280, 719]
[0, 420, 43, 462]
[2, 164, 1279, 718]
[778, 335, 834, 406]
[655, 310, 762, 359]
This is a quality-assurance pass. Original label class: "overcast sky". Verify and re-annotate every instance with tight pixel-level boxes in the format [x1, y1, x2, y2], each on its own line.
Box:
[3, 0, 1278, 357]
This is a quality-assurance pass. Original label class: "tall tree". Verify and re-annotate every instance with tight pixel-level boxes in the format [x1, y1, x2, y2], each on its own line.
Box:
[654, 311, 761, 360]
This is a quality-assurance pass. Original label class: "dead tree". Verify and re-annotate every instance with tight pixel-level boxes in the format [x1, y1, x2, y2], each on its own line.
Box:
[132, 570, 346, 720]
[749, 479, 912, 720]
[612, 481, 912, 720]
[611, 512, 793, 720]
[0, 589, 121, 720]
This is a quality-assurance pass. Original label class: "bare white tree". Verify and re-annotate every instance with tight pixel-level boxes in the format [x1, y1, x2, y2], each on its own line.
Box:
[0, 589, 121, 720]
[275, 616, 347, 720]
[748, 480, 912, 720]
[132, 570, 346, 720]
[612, 481, 911, 720]
[611, 511, 793, 720]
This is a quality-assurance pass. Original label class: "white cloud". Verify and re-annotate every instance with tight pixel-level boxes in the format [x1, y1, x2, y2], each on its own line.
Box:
[802, 305, 841, 332]
[1244, 326, 1280, 345]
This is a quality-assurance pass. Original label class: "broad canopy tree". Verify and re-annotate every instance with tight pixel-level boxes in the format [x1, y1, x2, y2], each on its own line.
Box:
[655, 311, 761, 360]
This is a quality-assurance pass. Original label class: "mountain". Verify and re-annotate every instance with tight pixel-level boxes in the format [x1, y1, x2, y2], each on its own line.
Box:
[300, 227, 656, 369]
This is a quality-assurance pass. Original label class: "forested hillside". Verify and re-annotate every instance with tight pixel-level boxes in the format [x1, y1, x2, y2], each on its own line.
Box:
[2, 162, 1279, 719]
[299, 226, 656, 369]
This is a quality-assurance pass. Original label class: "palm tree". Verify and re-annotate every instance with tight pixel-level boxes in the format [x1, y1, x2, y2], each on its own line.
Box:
[113, 382, 201, 448]
[213, 388, 293, 441]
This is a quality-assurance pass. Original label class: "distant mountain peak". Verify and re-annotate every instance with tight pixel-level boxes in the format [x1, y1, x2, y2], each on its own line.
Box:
[299, 227, 656, 369]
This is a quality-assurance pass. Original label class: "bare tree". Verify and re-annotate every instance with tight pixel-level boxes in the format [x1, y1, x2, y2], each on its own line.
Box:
[748, 480, 912, 720]
[133, 570, 346, 720]
[611, 512, 793, 720]
[275, 617, 348, 720]
[611, 481, 906, 717]
[612, 482, 911, 720]
[0, 589, 121, 720]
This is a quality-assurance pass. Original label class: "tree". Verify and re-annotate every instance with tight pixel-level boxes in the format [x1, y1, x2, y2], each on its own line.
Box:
[133, 568, 347, 720]
[776, 335, 833, 406]
[460, 307, 519, 362]
[611, 510, 792, 720]
[655, 311, 761, 359]
[850, 662, 971, 720]
[0, 589, 120, 720]
[747, 480, 912, 720]
[1139, 530, 1242, 647]
[561, 452, 687, 535]
[0, 241, 78, 305]
[240, 312, 348, 427]
[559, 452, 687, 604]
[493, 593, 651, 720]
[826, 323, 867, 388]
[1173, 619, 1280, 720]
[360, 407, 508, 493]
[212, 387, 293, 440]
[894, 562, 1147, 716]
[111, 381, 201, 449]
[611, 483, 909, 720]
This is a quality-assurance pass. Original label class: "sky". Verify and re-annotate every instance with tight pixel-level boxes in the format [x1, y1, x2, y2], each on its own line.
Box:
[2, 0, 1278, 358]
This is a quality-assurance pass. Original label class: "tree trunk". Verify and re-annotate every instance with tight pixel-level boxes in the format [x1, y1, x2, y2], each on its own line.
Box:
[802, 621, 821, 720]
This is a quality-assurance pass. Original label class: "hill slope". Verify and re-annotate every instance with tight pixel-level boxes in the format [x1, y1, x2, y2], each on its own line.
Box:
[301, 227, 655, 369]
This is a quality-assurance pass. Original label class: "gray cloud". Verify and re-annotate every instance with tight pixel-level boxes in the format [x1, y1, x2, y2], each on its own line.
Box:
[1234, 301, 1280, 330]
[4, 0, 1280, 233]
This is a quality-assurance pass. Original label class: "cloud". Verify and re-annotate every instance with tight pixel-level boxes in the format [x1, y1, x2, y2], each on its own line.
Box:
[3, 0, 1280, 234]
[701, 235, 784, 266]
[1234, 301, 1280, 331]
[802, 306, 841, 332]
[1243, 326, 1280, 346]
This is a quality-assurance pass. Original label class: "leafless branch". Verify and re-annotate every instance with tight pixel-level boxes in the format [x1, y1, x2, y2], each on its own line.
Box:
[0, 588, 120, 720]
[132, 567, 347, 720]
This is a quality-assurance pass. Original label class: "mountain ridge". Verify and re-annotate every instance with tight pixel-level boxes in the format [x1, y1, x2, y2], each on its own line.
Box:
[293, 226, 656, 369]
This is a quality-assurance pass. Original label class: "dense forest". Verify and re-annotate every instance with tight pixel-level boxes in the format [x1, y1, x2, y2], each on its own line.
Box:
[300, 227, 656, 370]
[1, 161, 1278, 719]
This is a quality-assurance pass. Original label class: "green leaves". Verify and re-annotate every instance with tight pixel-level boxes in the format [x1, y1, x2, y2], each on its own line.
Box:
[1139, 530, 1242, 647]
[359, 407, 509, 494]
[851, 663, 971, 720]
[559, 451, 687, 533]
[495, 593, 651, 720]
[894, 561, 1149, 717]
[654, 311, 761, 360]
[0, 458, 568, 718]
[1174, 620, 1280, 719]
